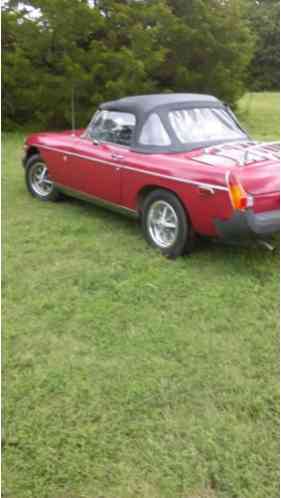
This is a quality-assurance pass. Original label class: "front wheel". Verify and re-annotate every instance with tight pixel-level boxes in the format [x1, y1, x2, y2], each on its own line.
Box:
[25, 154, 60, 201]
[141, 189, 193, 258]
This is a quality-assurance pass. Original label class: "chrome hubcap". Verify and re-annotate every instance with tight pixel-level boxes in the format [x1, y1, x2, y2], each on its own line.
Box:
[147, 200, 179, 249]
[30, 162, 54, 197]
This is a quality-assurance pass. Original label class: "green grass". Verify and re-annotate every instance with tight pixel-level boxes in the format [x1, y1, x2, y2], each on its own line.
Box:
[238, 91, 280, 141]
[3, 92, 280, 498]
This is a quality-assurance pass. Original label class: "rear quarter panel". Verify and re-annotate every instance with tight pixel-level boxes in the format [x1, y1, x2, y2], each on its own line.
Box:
[121, 151, 232, 236]
[237, 160, 280, 214]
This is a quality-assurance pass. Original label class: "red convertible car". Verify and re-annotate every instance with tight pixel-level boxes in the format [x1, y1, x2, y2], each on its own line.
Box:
[23, 94, 280, 258]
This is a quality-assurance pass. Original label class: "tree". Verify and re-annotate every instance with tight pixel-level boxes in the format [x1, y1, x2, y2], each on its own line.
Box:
[247, 0, 280, 90]
[160, 0, 255, 105]
[2, 0, 170, 128]
[2, 5, 38, 128]
[2, 0, 256, 129]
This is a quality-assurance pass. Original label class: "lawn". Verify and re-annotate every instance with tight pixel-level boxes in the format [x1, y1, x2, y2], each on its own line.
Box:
[3, 92, 280, 498]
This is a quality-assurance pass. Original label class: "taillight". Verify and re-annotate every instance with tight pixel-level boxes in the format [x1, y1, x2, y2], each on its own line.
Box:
[226, 171, 253, 210]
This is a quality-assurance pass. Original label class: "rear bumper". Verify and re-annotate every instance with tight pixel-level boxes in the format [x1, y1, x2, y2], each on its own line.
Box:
[214, 209, 280, 243]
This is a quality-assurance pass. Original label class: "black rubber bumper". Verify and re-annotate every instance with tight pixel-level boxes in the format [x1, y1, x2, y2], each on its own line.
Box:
[214, 209, 280, 243]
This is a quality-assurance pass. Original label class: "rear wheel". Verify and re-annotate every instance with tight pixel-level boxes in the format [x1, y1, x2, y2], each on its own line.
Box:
[25, 154, 60, 201]
[141, 189, 193, 258]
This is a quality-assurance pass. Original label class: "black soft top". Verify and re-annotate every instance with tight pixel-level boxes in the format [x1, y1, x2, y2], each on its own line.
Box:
[100, 93, 220, 116]
[98, 93, 248, 153]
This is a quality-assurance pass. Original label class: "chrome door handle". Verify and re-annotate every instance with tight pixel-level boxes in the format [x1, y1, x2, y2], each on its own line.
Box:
[111, 153, 124, 161]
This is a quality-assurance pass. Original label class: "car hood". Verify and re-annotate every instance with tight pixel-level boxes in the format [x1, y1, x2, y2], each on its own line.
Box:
[26, 129, 85, 146]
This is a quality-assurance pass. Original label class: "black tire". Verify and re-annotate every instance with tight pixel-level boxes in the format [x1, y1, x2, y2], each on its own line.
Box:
[141, 189, 194, 258]
[25, 154, 60, 202]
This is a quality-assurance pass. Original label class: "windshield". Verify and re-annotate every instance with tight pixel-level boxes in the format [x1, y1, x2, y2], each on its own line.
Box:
[169, 108, 245, 143]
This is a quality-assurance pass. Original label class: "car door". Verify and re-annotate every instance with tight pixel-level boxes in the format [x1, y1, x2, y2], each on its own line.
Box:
[66, 139, 121, 205]
[67, 110, 136, 205]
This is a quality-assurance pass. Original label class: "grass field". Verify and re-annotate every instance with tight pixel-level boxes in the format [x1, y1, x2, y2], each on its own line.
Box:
[3, 92, 280, 498]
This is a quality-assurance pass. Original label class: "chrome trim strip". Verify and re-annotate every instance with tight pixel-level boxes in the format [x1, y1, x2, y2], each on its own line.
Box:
[55, 183, 139, 218]
[35, 143, 228, 192]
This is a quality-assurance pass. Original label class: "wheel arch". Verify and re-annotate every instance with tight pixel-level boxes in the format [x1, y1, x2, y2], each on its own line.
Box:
[137, 184, 192, 224]
[24, 146, 40, 166]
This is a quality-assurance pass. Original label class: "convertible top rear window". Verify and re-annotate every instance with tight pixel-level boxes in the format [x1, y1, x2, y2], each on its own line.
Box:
[169, 108, 244, 143]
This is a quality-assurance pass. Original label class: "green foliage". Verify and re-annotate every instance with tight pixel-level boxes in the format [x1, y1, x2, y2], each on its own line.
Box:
[247, 0, 280, 90]
[161, 0, 254, 105]
[2, 0, 256, 129]
[2, 0, 170, 128]
[3, 93, 280, 498]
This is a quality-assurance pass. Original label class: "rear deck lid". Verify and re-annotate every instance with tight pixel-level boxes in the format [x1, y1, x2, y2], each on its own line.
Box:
[194, 141, 280, 196]
[233, 142, 279, 196]
[238, 161, 280, 196]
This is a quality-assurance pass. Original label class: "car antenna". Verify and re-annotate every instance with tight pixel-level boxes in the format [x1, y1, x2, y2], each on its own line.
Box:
[71, 85, 76, 136]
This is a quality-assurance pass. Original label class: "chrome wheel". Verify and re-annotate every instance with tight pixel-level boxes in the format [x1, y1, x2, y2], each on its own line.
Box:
[29, 162, 54, 197]
[147, 200, 179, 249]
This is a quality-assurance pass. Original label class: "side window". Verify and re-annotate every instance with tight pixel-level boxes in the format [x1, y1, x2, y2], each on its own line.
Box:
[139, 113, 171, 146]
[90, 111, 136, 146]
